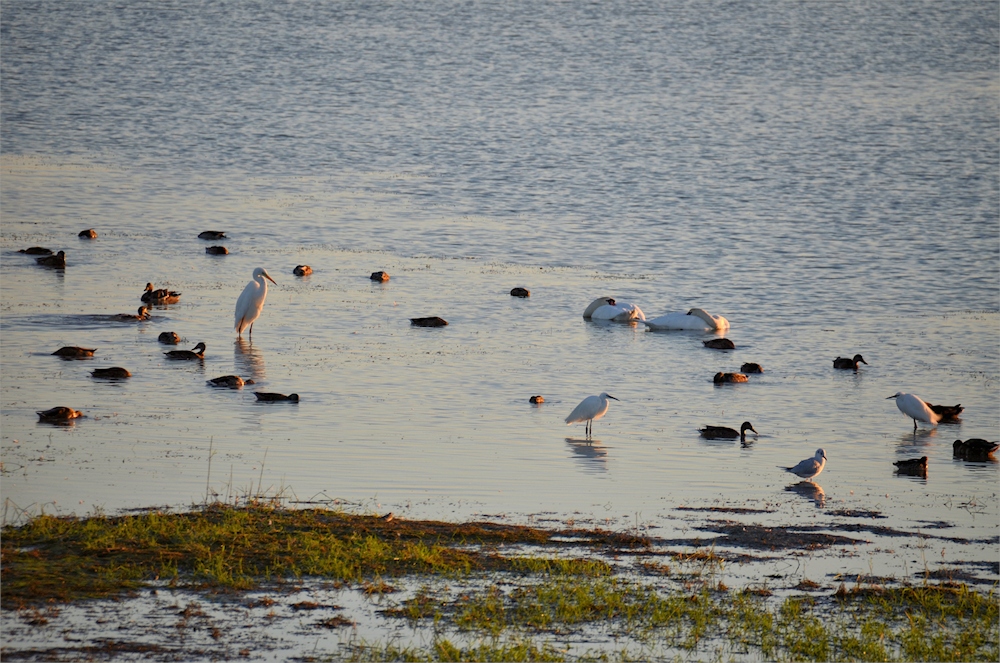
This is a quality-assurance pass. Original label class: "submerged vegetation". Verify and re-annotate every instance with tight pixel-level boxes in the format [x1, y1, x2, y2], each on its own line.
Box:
[2, 504, 997, 661]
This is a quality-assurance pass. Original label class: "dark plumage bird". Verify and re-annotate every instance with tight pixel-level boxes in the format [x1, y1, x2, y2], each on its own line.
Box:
[78, 228, 97, 239]
[52, 346, 96, 357]
[198, 231, 226, 240]
[703, 338, 735, 349]
[36, 251, 66, 268]
[158, 331, 181, 344]
[714, 372, 749, 384]
[293, 265, 313, 276]
[953, 439, 998, 461]
[116, 306, 150, 321]
[19, 247, 53, 255]
[894, 456, 928, 475]
[208, 375, 253, 388]
[833, 354, 867, 370]
[254, 392, 299, 402]
[206, 246, 229, 255]
[370, 271, 390, 282]
[91, 367, 131, 379]
[164, 342, 206, 359]
[699, 421, 757, 443]
[411, 316, 448, 327]
[741, 362, 763, 373]
[529, 395, 544, 404]
[141, 283, 181, 304]
[927, 403, 963, 422]
[37, 406, 83, 422]
[510, 287, 530, 298]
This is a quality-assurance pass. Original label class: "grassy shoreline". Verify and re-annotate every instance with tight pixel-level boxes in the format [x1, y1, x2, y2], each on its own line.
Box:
[2, 504, 997, 661]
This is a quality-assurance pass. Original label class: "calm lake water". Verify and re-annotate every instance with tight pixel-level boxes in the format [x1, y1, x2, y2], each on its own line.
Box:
[2, 0, 998, 596]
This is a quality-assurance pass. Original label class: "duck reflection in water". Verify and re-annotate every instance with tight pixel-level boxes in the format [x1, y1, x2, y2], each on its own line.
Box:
[565, 438, 608, 473]
[234, 338, 266, 381]
[785, 481, 825, 508]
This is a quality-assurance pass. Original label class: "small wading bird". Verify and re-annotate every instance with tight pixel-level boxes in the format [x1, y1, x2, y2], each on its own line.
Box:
[116, 306, 150, 321]
[703, 338, 735, 350]
[642, 308, 729, 331]
[208, 375, 254, 388]
[741, 362, 763, 373]
[37, 406, 84, 422]
[713, 372, 748, 384]
[235, 268, 277, 339]
[781, 449, 827, 481]
[165, 342, 206, 360]
[699, 421, 757, 444]
[953, 439, 998, 461]
[142, 283, 181, 304]
[91, 367, 131, 379]
[565, 392, 618, 438]
[254, 392, 299, 402]
[52, 346, 96, 357]
[833, 354, 867, 370]
[582, 297, 644, 322]
[887, 392, 956, 430]
[36, 251, 66, 268]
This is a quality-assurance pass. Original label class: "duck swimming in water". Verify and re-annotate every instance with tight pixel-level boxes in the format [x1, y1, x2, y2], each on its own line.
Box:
[165, 342, 206, 360]
[703, 338, 735, 350]
[643, 308, 729, 331]
[833, 354, 867, 370]
[116, 306, 151, 321]
[293, 265, 313, 276]
[741, 362, 763, 373]
[699, 421, 757, 443]
[36, 251, 66, 268]
[713, 372, 748, 384]
[208, 375, 254, 388]
[198, 230, 226, 240]
[894, 456, 928, 476]
[158, 331, 181, 344]
[78, 228, 97, 239]
[52, 346, 96, 357]
[37, 406, 84, 422]
[206, 246, 229, 255]
[19, 247, 53, 255]
[411, 316, 448, 327]
[953, 439, 998, 461]
[370, 271, 390, 282]
[254, 392, 299, 402]
[511, 287, 530, 298]
[582, 297, 645, 322]
[141, 283, 181, 304]
[927, 402, 963, 422]
[91, 367, 131, 379]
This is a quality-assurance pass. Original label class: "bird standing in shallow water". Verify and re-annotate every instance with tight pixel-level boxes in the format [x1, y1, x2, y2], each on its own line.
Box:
[165, 342, 206, 359]
[565, 393, 618, 438]
[699, 421, 757, 443]
[781, 449, 827, 480]
[887, 392, 942, 430]
[833, 354, 867, 370]
[235, 268, 277, 339]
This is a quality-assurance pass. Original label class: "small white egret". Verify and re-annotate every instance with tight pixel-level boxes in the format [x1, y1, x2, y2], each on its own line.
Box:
[642, 308, 730, 331]
[565, 392, 619, 437]
[582, 297, 645, 322]
[781, 448, 827, 480]
[887, 392, 940, 430]
[235, 267, 277, 338]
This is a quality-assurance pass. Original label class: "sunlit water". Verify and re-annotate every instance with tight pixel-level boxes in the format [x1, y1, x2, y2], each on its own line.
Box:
[2, 0, 998, 610]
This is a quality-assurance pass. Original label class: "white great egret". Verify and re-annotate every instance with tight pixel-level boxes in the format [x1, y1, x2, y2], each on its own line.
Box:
[642, 308, 729, 331]
[887, 392, 940, 430]
[699, 422, 757, 443]
[781, 449, 827, 480]
[565, 392, 618, 437]
[582, 297, 645, 322]
[235, 268, 277, 338]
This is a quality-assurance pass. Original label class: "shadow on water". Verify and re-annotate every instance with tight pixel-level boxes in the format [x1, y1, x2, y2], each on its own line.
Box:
[785, 481, 825, 508]
[235, 338, 266, 381]
[565, 438, 608, 473]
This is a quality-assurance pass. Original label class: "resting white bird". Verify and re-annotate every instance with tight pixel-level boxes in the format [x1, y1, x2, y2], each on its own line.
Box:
[582, 297, 645, 322]
[781, 449, 827, 480]
[565, 392, 619, 437]
[235, 267, 277, 339]
[642, 308, 730, 331]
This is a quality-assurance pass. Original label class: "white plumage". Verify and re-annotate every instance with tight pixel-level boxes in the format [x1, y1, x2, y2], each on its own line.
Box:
[582, 297, 645, 322]
[642, 308, 730, 331]
[235, 267, 277, 338]
[782, 448, 827, 480]
[887, 392, 940, 430]
[565, 392, 619, 437]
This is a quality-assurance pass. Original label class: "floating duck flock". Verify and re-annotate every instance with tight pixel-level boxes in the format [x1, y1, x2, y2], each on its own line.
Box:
[22, 231, 996, 484]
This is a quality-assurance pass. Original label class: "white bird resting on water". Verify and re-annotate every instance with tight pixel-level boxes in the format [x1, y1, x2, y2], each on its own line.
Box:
[642, 308, 730, 331]
[887, 392, 941, 430]
[565, 392, 619, 437]
[780, 448, 827, 480]
[235, 267, 277, 339]
[582, 297, 645, 322]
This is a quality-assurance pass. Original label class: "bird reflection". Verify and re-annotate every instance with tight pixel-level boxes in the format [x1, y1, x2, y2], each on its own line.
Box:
[898, 427, 937, 448]
[566, 438, 608, 474]
[785, 481, 825, 508]
[234, 338, 266, 381]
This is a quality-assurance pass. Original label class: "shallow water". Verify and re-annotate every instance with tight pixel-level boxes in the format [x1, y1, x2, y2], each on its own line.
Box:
[2, 0, 998, 611]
